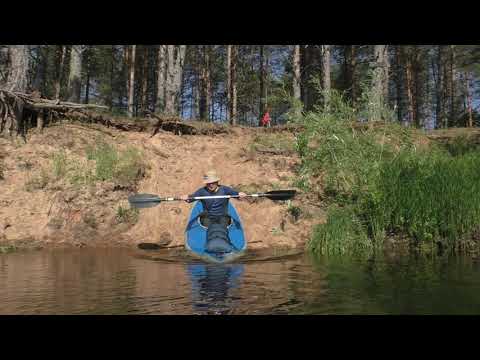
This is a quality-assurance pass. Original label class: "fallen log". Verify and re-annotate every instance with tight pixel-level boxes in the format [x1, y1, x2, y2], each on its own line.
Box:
[146, 111, 198, 136]
[0, 89, 232, 140]
[255, 148, 294, 156]
[0, 88, 108, 139]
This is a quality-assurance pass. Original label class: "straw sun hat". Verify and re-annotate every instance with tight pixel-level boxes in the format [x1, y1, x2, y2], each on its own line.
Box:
[203, 170, 220, 184]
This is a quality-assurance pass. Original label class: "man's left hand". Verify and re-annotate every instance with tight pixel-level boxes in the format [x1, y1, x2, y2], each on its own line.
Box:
[239, 192, 247, 198]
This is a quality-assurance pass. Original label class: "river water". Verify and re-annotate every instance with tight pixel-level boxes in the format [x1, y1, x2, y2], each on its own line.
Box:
[1, 247, 480, 315]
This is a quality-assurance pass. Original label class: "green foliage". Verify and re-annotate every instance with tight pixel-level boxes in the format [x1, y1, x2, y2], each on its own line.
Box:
[287, 201, 302, 222]
[308, 206, 372, 256]
[91, 142, 119, 181]
[82, 142, 143, 187]
[357, 70, 396, 123]
[116, 205, 139, 224]
[249, 133, 295, 153]
[371, 151, 480, 247]
[113, 147, 145, 187]
[0, 245, 17, 254]
[49, 141, 145, 188]
[298, 87, 480, 256]
[52, 150, 68, 179]
[444, 135, 480, 156]
[292, 90, 410, 204]
[83, 212, 97, 229]
[25, 167, 50, 191]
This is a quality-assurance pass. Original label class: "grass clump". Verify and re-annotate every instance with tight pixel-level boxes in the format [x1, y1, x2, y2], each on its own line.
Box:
[52, 150, 68, 179]
[116, 205, 139, 224]
[50, 141, 145, 189]
[308, 206, 372, 256]
[287, 201, 302, 222]
[444, 135, 480, 157]
[83, 212, 98, 229]
[86, 142, 144, 187]
[0, 245, 17, 254]
[86, 142, 118, 181]
[25, 167, 50, 191]
[249, 133, 295, 154]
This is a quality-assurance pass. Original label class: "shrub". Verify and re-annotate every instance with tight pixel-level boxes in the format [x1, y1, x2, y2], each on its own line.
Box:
[116, 206, 139, 224]
[25, 167, 50, 191]
[308, 206, 372, 256]
[52, 150, 68, 179]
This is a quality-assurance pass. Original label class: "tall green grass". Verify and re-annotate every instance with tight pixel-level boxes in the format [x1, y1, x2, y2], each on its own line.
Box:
[307, 206, 373, 256]
[371, 151, 480, 247]
[294, 90, 480, 256]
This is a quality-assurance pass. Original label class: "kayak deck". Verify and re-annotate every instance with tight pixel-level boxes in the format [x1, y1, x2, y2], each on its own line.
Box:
[185, 201, 246, 263]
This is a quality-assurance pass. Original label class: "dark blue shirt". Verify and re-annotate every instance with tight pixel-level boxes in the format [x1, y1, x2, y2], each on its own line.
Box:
[188, 185, 239, 217]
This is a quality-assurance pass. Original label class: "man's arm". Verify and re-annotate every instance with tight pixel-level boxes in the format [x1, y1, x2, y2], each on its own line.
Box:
[181, 188, 204, 202]
[223, 186, 247, 198]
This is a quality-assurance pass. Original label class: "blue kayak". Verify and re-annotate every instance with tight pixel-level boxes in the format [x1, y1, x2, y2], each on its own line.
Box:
[185, 201, 247, 263]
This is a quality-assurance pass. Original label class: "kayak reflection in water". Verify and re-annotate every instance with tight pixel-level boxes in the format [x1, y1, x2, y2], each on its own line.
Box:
[187, 263, 244, 315]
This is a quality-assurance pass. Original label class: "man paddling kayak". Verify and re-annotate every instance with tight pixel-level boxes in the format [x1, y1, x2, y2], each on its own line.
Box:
[181, 170, 247, 220]
[181, 171, 247, 253]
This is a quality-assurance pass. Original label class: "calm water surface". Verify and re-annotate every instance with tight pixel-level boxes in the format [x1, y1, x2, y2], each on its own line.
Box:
[1, 247, 480, 314]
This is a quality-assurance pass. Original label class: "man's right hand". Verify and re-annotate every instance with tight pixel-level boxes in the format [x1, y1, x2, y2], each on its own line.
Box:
[180, 195, 189, 202]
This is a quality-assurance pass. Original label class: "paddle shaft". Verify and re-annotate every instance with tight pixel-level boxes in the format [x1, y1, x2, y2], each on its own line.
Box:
[128, 190, 296, 208]
[159, 194, 268, 202]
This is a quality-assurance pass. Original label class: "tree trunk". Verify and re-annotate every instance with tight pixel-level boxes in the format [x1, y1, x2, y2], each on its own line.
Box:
[85, 69, 90, 104]
[108, 45, 115, 110]
[413, 51, 421, 127]
[412, 47, 429, 128]
[226, 45, 231, 123]
[199, 45, 211, 120]
[2, 45, 30, 137]
[127, 45, 136, 118]
[32, 46, 45, 94]
[404, 49, 416, 126]
[193, 71, 200, 119]
[442, 46, 451, 128]
[67, 45, 84, 103]
[191, 47, 200, 119]
[292, 45, 301, 104]
[175, 46, 186, 115]
[435, 45, 445, 128]
[259, 45, 268, 126]
[141, 46, 149, 115]
[449, 45, 457, 126]
[372, 45, 389, 109]
[230, 45, 238, 126]
[394, 46, 404, 122]
[125, 45, 130, 106]
[466, 71, 473, 127]
[54, 46, 66, 100]
[156, 45, 166, 113]
[164, 45, 186, 116]
[321, 45, 331, 110]
[343, 45, 357, 106]
[164, 45, 175, 115]
[300, 45, 308, 109]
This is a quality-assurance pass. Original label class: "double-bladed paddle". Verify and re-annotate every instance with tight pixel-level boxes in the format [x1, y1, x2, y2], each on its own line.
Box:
[128, 190, 296, 209]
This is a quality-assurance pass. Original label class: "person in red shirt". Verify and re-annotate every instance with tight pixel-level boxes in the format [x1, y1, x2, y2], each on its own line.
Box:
[260, 108, 271, 127]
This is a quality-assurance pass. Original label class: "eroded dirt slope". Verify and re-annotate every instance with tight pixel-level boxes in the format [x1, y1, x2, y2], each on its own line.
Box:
[0, 122, 323, 250]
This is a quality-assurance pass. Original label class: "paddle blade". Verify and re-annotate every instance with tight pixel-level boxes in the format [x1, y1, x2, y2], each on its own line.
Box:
[138, 243, 162, 250]
[128, 194, 162, 209]
[264, 190, 297, 201]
